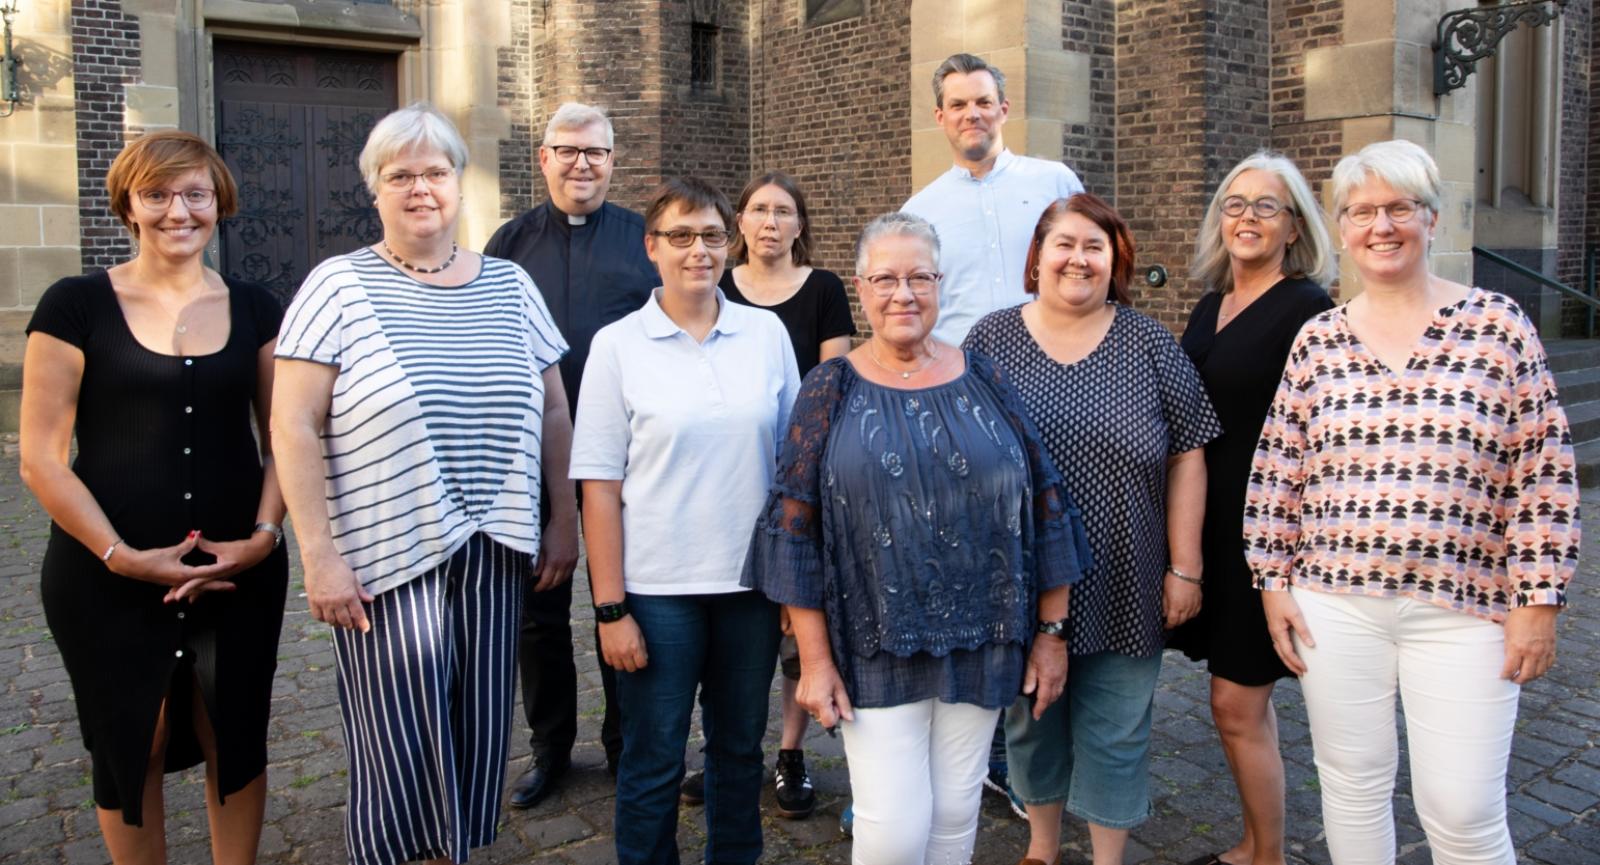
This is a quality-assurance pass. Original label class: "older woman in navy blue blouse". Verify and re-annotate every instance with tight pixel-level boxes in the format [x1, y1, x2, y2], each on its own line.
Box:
[743, 212, 1092, 865]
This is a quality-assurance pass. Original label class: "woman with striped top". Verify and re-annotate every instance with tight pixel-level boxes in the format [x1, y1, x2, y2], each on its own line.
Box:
[273, 103, 573, 865]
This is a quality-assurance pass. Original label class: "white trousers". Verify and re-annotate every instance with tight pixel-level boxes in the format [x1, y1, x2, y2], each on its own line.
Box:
[841, 699, 1001, 865]
[1293, 589, 1520, 865]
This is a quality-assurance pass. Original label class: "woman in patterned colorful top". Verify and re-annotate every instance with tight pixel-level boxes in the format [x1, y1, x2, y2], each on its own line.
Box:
[743, 212, 1092, 865]
[1167, 151, 1335, 865]
[964, 193, 1221, 865]
[274, 103, 572, 865]
[1245, 139, 1579, 865]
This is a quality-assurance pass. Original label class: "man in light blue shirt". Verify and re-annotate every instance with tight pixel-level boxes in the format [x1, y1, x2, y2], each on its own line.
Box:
[904, 53, 1085, 344]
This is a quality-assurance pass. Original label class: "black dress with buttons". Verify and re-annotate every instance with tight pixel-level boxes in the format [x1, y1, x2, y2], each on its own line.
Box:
[27, 272, 289, 826]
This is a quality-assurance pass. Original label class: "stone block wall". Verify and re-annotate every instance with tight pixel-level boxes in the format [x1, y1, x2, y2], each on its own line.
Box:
[1269, 0, 1344, 232]
[750, 0, 913, 334]
[1, 0, 80, 308]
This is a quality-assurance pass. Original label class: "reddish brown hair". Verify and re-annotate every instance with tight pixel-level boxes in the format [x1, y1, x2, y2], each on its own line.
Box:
[106, 130, 238, 238]
[1022, 192, 1135, 306]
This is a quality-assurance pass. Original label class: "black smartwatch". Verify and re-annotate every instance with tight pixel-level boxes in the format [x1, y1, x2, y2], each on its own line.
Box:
[1036, 617, 1069, 639]
[594, 600, 630, 623]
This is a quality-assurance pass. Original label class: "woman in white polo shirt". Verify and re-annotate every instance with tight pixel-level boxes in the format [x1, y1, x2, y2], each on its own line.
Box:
[570, 176, 800, 865]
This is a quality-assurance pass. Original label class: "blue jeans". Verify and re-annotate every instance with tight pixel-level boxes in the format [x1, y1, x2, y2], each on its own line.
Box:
[1005, 650, 1163, 829]
[613, 591, 781, 865]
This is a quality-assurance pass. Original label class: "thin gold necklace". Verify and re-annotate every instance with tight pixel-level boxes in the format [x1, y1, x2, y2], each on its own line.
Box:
[867, 339, 938, 379]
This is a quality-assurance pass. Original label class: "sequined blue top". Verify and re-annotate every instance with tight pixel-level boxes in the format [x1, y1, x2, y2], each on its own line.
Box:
[742, 352, 1092, 709]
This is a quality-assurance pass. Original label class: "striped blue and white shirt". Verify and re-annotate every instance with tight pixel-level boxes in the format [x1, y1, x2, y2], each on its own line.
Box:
[277, 248, 569, 595]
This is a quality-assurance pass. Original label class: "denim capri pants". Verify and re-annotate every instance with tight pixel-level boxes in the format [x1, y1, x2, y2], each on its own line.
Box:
[1004, 650, 1163, 829]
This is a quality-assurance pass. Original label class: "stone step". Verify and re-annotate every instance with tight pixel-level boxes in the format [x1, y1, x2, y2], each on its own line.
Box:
[1577, 440, 1600, 490]
[1545, 338, 1600, 373]
[1568, 399, 1600, 450]
[1555, 366, 1600, 407]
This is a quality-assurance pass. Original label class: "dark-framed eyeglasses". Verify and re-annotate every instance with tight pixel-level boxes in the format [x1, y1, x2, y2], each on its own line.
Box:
[650, 228, 731, 248]
[380, 168, 456, 190]
[1220, 195, 1292, 220]
[863, 272, 940, 297]
[137, 188, 216, 210]
[546, 145, 613, 166]
[1339, 199, 1424, 227]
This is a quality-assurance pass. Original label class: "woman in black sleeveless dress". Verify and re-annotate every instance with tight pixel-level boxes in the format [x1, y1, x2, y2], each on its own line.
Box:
[20, 131, 287, 863]
[1167, 152, 1335, 865]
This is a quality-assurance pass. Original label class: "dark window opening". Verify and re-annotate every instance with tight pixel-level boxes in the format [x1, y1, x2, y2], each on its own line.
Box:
[691, 24, 718, 89]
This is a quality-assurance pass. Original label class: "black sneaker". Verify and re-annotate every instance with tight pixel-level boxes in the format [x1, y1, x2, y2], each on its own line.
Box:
[773, 749, 816, 819]
[680, 769, 705, 805]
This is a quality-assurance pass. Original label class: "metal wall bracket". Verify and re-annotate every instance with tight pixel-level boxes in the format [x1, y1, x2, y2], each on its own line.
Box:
[1434, 0, 1566, 96]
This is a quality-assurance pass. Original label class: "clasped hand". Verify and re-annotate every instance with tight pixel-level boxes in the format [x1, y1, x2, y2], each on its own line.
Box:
[109, 530, 275, 603]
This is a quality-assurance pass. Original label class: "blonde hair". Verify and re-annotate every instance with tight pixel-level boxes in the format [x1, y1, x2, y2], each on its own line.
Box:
[1330, 139, 1442, 217]
[1190, 150, 1336, 294]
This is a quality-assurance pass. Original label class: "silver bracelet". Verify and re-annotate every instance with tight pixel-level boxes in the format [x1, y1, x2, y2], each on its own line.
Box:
[101, 539, 122, 563]
[1167, 565, 1202, 586]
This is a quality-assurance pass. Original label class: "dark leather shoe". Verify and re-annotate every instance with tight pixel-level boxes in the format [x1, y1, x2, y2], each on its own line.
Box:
[508, 757, 568, 809]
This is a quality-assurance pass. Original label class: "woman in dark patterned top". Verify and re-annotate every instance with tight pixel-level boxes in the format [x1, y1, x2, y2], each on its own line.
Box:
[964, 193, 1221, 865]
[1166, 152, 1335, 865]
[743, 212, 1092, 865]
[1247, 139, 1579, 865]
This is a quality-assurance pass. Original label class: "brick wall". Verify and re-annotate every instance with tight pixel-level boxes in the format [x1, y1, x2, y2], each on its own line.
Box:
[1114, 0, 1271, 328]
[1558, 0, 1594, 335]
[496, 0, 539, 218]
[1591, 3, 1600, 307]
[656, 0, 750, 203]
[1060, 0, 1115, 198]
[70, 0, 139, 272]
[750, 0, 912, 335]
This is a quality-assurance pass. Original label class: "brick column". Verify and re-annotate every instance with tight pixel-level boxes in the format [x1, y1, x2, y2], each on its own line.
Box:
[70, 0, 140, 273]
[1112, 0, 1271, 328]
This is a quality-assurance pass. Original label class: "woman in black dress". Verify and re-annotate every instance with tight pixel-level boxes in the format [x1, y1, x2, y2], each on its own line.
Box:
[1167, 151, 1335, 865]
[19, 131, 288, 863]
[682, 171, 857, 818]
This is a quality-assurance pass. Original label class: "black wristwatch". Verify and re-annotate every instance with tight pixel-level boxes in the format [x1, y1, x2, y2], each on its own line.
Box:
[1036, 617, 1069, 639]
[594, 600, 630, 623]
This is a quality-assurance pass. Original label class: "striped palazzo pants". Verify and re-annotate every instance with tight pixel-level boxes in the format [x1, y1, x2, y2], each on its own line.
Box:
[331, 533, 527, 865]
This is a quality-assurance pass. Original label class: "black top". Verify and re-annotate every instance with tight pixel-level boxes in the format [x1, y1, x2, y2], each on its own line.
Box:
[28, 272, 289, 825]
[719, 268, 857, 377]
[483, 200, 658, 414]
[965, 304, 1221, 657]
[1167, 276, 1333, 684]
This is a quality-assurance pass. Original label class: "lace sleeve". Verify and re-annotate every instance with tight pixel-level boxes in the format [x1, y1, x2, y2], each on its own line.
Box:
[741, 359, 852, 609]
[969, 353, 1094, 590]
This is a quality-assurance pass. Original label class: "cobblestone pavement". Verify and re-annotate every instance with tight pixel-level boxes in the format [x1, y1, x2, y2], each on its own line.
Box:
[0, 456, 1595, 864]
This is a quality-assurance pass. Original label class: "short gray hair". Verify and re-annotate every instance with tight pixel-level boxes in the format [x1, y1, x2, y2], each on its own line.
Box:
[855, 212, 941, 276]
[1191, 150, 1337, 294]
[358, 102, 469, 196]
[933, 53, 1006, 109]
[1330, 138, 1442, 218]
[542, 102, 615, 149]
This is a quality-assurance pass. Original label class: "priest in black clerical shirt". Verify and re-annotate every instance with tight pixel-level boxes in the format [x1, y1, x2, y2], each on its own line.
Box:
[482, 102, 657, 809]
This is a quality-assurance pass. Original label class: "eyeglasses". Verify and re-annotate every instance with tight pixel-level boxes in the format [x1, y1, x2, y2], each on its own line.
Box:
[381, 168, 456, 190]
[546, 146, 613, 166]
[650, 228, 731, 248]
[1220, 195, 1292, 219]
[137, 188, 216, 210]
[1340, 199, 1424, 227]
[863, 272, 940, 297]
[743, 204, 798, 223]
